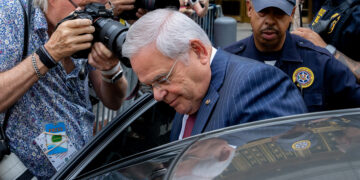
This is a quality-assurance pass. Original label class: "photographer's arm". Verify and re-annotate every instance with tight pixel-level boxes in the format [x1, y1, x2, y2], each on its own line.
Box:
[88, 42, 128, 110]
[0, 19, 95, 112]
[0, 55, 48, 112]
[334, 51, 360, 83]
[292, 27, 360, 83]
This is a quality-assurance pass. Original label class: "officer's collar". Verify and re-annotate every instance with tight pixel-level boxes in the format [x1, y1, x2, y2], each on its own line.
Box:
[247, 31, 303, 63]
[280, 31, 303, 63]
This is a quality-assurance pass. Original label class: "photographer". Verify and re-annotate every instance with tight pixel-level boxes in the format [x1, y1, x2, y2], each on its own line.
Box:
[0, 0, 127, 178]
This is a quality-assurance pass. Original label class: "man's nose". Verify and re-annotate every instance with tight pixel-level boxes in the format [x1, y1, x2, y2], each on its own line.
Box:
[153, 87, 167, 101]
[264, 14, 276, 25]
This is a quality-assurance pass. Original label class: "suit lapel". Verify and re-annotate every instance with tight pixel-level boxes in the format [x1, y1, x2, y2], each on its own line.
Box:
[191, 49, 230, 135]
[170, 113, 184, 141]
[191, 85, 219, 135]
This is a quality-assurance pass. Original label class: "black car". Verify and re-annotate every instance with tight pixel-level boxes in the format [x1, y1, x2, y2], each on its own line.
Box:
[52, 93, 360, 180]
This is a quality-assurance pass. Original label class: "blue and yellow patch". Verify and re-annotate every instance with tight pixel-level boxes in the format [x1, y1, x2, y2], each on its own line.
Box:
[312, 8, 327, 26]
[292, 140, 311, 150]
[292, 67, 314, 88]
[328, 13, 341, 34]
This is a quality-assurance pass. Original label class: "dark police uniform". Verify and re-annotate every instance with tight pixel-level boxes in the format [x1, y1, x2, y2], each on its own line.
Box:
[224, 31, 360, 112]
[311, 0, 360, 61]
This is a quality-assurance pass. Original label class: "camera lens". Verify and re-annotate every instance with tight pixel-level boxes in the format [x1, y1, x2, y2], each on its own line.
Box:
[94, 18, 131, 67]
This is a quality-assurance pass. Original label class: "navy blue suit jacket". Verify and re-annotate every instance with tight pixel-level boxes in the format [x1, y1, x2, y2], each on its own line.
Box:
[170, 49, 307, 141]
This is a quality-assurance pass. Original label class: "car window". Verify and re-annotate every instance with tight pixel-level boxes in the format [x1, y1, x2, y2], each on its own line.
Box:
[87, 152, 180, 180]
[79, 100, 176, 176]
[168, 111, 360, 180]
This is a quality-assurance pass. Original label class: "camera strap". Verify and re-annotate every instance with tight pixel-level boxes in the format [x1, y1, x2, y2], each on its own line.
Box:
[1, 0, 33, 154]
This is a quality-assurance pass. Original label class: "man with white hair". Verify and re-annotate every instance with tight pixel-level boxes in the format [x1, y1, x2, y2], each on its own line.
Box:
[122, 9, 307, 142]
[0, 0, 132, 178]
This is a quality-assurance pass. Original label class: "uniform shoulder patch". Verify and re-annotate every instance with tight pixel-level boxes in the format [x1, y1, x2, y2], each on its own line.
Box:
[292, 67, 315, 88]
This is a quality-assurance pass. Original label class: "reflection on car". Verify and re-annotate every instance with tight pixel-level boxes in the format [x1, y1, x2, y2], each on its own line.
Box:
[52, 93, 360, 180]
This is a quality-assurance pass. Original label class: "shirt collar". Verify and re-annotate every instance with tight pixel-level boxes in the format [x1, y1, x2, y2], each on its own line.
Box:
[33, 7, 48, 32]
[280, 31, 303, 63]
[210, 47, 217, 65]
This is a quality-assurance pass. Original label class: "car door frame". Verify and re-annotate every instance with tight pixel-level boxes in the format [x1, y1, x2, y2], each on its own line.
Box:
[52, 93, 160, 179]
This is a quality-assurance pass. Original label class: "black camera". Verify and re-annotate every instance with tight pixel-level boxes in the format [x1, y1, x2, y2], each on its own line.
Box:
[120, 0, 180, 20]
[58, 3, 131, 67]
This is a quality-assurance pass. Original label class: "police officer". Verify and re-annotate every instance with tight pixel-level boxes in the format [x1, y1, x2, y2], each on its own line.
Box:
[292, 0, 360, 82]
[224, 0, 360, 112]
[310, 0, 360, 61]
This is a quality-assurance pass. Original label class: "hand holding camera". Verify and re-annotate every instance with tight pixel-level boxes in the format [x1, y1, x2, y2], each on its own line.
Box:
[45, 18, 95, 62]
[88, 42, 119, 71]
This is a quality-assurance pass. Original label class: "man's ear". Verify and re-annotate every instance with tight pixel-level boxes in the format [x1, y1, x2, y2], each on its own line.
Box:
[290, 6, 296, 21]
[246, 0, 252, 18]
[189, 39, 209, 64]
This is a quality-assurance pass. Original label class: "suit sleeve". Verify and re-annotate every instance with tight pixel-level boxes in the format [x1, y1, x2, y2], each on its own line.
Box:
[229, 62, 308, 124]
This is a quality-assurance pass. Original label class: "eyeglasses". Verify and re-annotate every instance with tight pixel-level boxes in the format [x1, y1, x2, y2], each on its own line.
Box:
[141, 60, 179, 90]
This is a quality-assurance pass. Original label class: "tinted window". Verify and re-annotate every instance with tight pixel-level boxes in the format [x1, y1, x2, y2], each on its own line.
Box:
[81, 101, 175, 175]
[90, 153, 178, 180]
[170, 112, 360, 180]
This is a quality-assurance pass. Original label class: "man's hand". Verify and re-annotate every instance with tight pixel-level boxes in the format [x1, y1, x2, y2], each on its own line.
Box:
[199, 0, 209, 8]
[88, 42, 118, 71]
[291, 27, 327, 48]
[135, 8, 147, 18]
[110, 0, 136, 16]
[88, 42, 128, 110]
[126, 8, 148, 24]
[45, 19, 95, 62]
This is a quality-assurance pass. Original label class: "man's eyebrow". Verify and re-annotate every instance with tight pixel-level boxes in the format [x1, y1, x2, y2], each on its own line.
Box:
[151, 72, 168, 83]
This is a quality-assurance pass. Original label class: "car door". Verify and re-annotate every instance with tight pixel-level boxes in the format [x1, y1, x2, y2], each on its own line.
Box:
[52, 93, 178, 179]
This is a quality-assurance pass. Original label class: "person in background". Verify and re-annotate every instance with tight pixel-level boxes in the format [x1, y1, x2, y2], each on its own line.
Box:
[122, 9, 307, 142]
[225, 0, 360, 112]
[179, 0, 209, 17]
[109, 0, 147, 23]
[292, 0, 360, 82]
[312, 0, 327, 15]
[0, 0, 128, 178]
